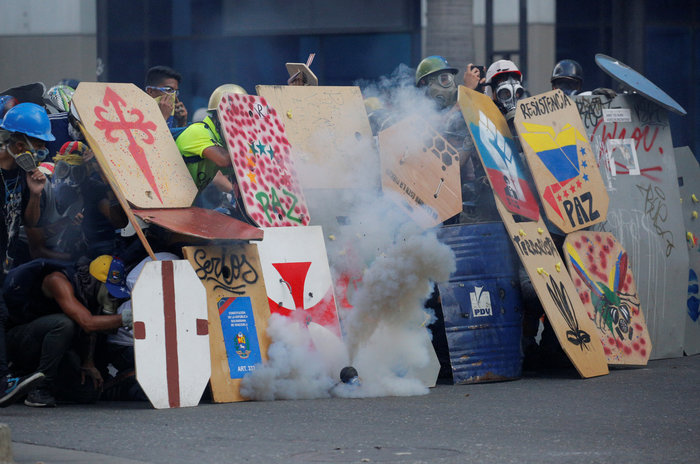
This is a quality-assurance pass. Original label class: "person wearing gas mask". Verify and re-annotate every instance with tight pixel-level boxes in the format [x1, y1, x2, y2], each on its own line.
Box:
[483, 60, 527, 144]
[550, 59, 617, 100]
[0, 102, 50, 406]
[415, 56, 499, 224]
[550, 59, 584, 96]
[0, 103, 50, 270]
[27, 141, 127, 262]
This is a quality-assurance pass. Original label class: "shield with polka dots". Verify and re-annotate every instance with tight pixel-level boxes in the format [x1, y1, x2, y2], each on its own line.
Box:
[217, 93, 310, 227]
[564, 231, 651, 365]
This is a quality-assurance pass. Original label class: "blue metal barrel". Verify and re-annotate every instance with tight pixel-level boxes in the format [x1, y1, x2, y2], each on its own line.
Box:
[435, 222, 523, 383]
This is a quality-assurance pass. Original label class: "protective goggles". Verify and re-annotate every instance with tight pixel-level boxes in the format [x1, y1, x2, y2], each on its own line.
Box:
[426, 72, 456, 88]
[146, 86, 180, 96]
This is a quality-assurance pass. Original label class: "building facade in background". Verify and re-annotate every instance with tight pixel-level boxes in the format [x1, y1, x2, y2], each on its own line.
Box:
[0, 0, 696, 155]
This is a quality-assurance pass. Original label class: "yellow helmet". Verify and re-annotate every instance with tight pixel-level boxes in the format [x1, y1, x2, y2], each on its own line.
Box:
[208, 84, 248, 110]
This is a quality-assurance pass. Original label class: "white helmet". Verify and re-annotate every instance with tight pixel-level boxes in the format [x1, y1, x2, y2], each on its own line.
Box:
[484, 60, 522, 98]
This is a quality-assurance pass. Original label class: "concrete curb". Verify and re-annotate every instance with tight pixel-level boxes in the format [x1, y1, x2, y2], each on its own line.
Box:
[0, 423, 15, 464]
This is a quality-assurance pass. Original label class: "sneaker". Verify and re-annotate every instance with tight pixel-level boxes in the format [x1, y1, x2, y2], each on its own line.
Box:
[24, 386, 56, 408]
[0, 372, 45, 407]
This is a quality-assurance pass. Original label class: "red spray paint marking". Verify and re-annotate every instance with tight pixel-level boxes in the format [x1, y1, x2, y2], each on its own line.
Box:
[268, 261, 341, 336]
[592, 120, 661, 154]
[161, 261, 180, 408]
[94, 86, 162, 203]
[613, 162, 663, 182]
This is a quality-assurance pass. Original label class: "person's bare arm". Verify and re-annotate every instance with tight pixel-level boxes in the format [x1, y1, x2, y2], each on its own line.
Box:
[42, 272, 125, 333]
[23, 169, 46, 227]
[202, 145, 232, 168]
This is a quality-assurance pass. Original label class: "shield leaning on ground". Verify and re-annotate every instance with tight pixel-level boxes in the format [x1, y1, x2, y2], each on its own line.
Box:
[183, 244, 271, 403]
[575, 93, 689, 359]
[132, 260, 210, 409]
[515, 89, 608, 233]
[459, 85, 608, 378]
[217, 93, 310, 228]
[675, 146, 700, 355]
[564, 231, 652, 365]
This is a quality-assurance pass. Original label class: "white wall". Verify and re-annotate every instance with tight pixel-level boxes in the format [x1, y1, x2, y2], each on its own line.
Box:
[0, 0, 97, 91]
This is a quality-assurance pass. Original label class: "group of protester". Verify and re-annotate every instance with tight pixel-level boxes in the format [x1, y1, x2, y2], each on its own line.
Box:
[0, 55, 594, 408]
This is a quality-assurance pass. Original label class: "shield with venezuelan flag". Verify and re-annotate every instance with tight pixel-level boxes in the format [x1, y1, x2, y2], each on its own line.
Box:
[515, 89, 608, 233]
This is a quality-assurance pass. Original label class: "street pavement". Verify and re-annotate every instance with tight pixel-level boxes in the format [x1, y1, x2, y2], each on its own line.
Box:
[2, 354, 698, 464]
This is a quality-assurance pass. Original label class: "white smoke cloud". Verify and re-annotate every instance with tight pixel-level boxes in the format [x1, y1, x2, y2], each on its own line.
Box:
[241, 64, 457, 400]
[239, 314, 338, 400]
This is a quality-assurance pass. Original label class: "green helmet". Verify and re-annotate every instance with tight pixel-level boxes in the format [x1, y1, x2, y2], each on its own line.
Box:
[415, 55, 458, 87]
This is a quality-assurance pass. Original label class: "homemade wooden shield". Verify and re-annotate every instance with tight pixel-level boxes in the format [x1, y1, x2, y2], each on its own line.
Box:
[675, 146, 700, 355]
[72, 82, 197, 208]
[218, 93, 310, 227]
[457, 86, 540, 221]
[495, 198, 608, 378]
[515, 89, 608, 233]
[378, 116, 462, 228]
[255, 226, 342, 337]
[575, 93, 689, 359]
[182, 245, 271, 403]
[564, 231, 652, 365]
[132, 260, 210, 409]
[256, 85, 376, 190]
[459, 86, 607, 377]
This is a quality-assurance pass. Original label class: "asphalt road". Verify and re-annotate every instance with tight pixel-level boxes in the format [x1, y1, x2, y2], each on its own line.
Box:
[2, 355, 698, 464]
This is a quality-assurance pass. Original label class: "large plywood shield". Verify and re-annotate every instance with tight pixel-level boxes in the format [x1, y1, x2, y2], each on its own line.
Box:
[132, 260, 210, 409]
[255, 226, 342, 337]
[575, 93, 689, 359]
[495, 199, 608, 378]
[564, 231, 652, 365]
[256, 85, 375, 190]
[675, 147, 700, 355]
[459, 86, 607, 378]
[72, 83, 197, 208]
[217, 93, 310, 227]
[378, 116, 462, 228]
[515, 90, 608, 233]
[457, 86, 540, 221]
[183, 245, 271, 402]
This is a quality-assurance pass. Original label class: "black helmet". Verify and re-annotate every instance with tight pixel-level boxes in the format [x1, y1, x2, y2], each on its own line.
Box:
[551, 59, 583, 85]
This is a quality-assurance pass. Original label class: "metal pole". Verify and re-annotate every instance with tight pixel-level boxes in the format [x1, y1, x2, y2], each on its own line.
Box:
[519, 0, 528, 82]
[486, 0, 493, 64]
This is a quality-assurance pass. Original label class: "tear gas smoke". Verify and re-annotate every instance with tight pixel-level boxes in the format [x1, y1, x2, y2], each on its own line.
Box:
[241, 64, 457, 400]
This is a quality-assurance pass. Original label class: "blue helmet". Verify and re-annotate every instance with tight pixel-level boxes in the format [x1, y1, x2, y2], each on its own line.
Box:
[0, 102, 55, 141]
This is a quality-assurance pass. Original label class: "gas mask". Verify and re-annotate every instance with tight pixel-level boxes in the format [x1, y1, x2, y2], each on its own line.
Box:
[5, 135, 49, 172]
[425, 72, 458, 110]
[552, 78, 580, 96]
[493, 76, 525, 116]
[53, 159, 87, 188]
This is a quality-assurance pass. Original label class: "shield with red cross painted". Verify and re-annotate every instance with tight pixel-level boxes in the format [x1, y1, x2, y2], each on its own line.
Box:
[255, 226, 341, 337]
[72, 83, 198, 208]
[132, 260, 211, 409]
[217, 93, 310, 227]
